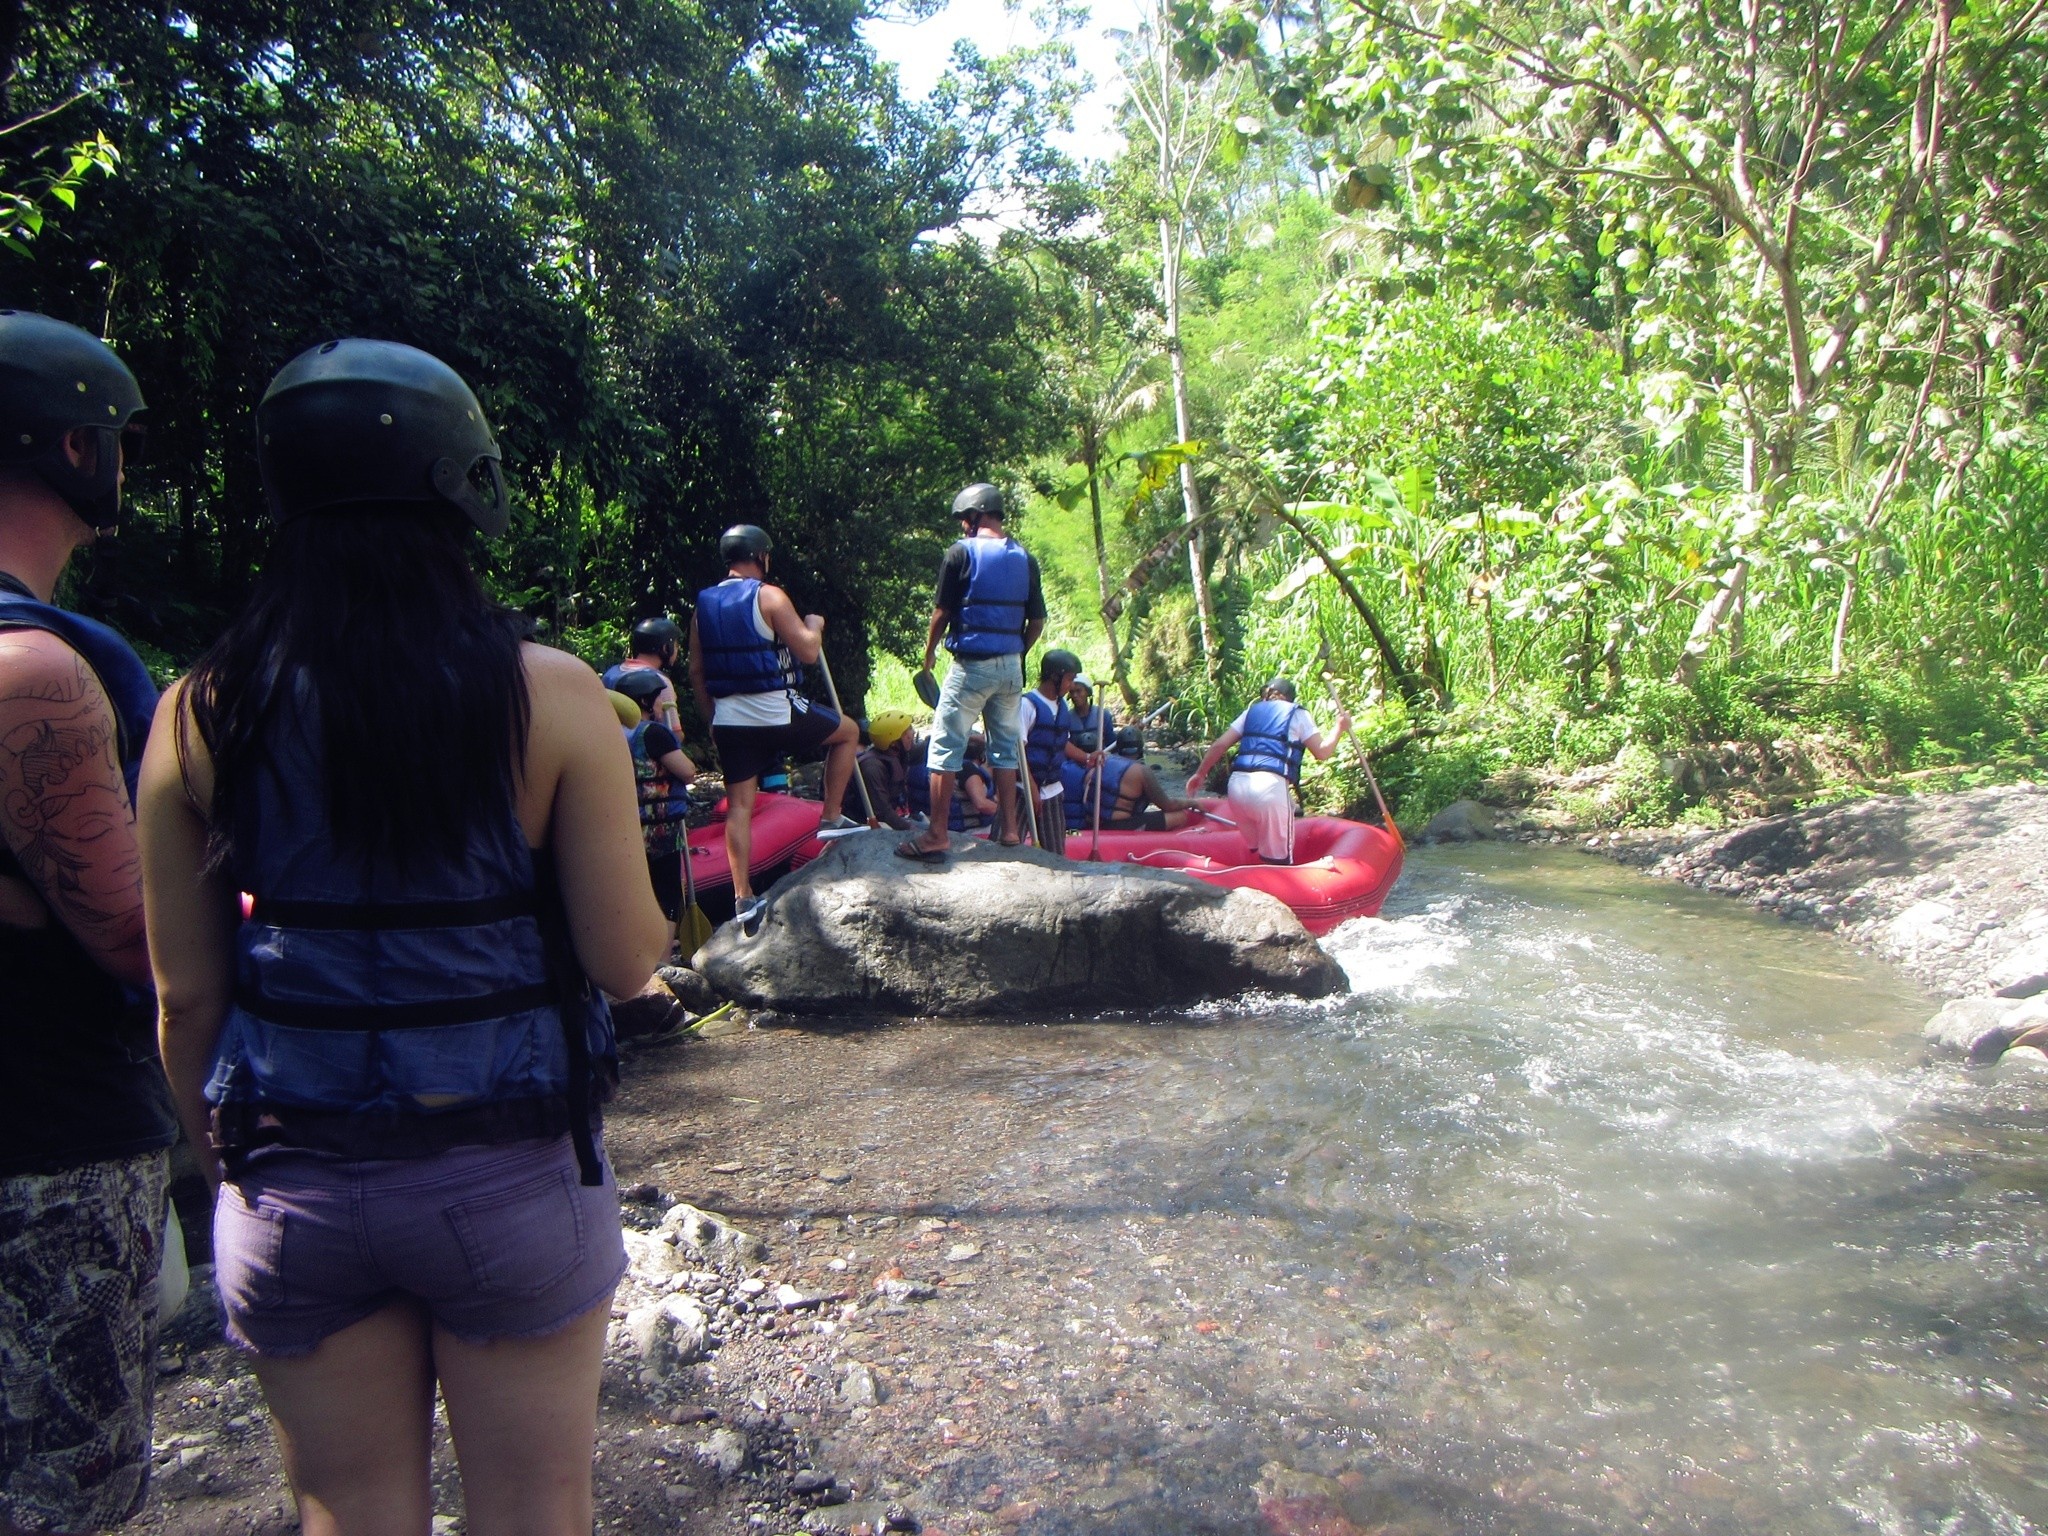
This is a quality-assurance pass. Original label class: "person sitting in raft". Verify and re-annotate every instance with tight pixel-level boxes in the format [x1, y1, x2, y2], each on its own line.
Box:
[1021, 647, 1093, 854]
[1185, 677, 1350, 864]
[613, 667, 699, 923]
[897, 483, 1043, 861]
[1066, 674, 1105, 752]
[854, 710, 919, 833]
[911, 731, 996, 833]
[1095, 726, 1200, 831]
[602, 615, 684, 736]
[688, 522, 862, 933]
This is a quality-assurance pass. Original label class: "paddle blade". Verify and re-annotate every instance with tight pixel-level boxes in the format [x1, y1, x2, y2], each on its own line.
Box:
[677, 903, 715, 959]
[913, 668, 941, 709]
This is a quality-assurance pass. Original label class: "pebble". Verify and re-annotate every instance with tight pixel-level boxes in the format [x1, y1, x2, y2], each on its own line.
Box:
[819, 1166, 853, 1184]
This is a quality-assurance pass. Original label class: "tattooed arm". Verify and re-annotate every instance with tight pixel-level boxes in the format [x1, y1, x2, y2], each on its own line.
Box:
[0, 627, 152, 988]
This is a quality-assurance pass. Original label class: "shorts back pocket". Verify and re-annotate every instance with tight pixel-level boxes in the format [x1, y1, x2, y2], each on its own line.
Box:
[446, 1168, 586, 1299]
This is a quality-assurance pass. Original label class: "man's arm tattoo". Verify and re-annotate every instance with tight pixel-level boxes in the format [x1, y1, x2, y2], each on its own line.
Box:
[0, 648, 145, 958]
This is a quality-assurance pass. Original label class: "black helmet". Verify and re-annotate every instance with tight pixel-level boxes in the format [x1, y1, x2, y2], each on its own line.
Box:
[1040, 647, 1082, 683]
[630, 616, 683, 657]
[1112, 726, 1144, 757]
[614, 667, 669, 707]
[1264, 676, 1298, 701]
[719, 523, 772, 566]
[0, 311, 145, 529]
[951, 482, 1003, 526]
[257, 339, 508, 536]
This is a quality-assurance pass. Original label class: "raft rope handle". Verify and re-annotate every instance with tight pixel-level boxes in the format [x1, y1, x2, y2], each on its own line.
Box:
[1122, 851, 1339, 875]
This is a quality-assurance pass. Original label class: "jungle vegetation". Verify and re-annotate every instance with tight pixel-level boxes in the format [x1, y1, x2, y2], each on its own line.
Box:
[6, 0, 2046, 826]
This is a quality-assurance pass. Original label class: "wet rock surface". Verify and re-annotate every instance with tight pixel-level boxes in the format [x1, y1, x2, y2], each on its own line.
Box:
[1592, 784, 2048, 1049]
[696, 831, 1345, 1016]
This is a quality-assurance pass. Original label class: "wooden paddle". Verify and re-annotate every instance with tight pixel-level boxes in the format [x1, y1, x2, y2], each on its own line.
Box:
[817, 650, 881, 827]
[1088, 707, 1111, 860]
[1314, 625, 1404, 851]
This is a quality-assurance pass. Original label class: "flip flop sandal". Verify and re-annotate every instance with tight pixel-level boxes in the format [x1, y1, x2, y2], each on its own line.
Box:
[895, 840, 948, 863]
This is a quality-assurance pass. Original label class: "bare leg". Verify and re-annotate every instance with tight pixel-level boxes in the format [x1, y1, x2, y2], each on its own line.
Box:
[820, 713, 859, 822]
[994, 767, 1019, 843]
[249, 1301, 436, 1536]
[434, 1295, 613, 1536]
[908, 771, 955, 854]
[725, 777, 759, 902]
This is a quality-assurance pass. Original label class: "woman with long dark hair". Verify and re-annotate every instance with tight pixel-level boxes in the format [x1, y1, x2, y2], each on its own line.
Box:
[136, 339, 667, 1535]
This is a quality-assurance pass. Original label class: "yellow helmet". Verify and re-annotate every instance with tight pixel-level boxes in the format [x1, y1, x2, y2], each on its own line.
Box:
[869, 710, 915, 749]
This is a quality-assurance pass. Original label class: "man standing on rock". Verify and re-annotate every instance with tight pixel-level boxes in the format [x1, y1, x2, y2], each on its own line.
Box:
[0, 312, 178, 1535]
[1186, 677, 1350, 865]
[896, 483, 1042, 861]
[688, 523, 861, 933]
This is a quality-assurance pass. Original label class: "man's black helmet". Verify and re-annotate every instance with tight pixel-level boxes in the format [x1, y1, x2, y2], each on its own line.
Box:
[719, 523, 772, 566]
[257, 339, 508, 536]
[614, 668, 669, 708]
[1265, 676, 1298, 701]
[1112, 726, 1144, 757]
[952, 482, 1003, 525]
[1041, 647, 1082, 682]
[0, 311, 145, 529]
[631, 616, 683, 656]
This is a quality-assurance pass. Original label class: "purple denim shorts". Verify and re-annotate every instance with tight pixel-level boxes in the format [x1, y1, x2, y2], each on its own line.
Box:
[212, 1135, 626, 1357]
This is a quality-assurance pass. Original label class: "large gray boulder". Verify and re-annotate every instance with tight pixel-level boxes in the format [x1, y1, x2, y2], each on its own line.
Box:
[693, 832, 1345, 1016]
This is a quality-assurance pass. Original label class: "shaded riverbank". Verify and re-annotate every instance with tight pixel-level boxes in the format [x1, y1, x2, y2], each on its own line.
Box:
[139, 846, 2048, 1536]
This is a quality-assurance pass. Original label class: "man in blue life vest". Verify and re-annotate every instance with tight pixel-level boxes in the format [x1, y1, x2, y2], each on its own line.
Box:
[612, 667, 699, 922]
[0, 312, 178, 1534]
[1020, 647, 1093, 854]
[687, 523, 860, 933]
[602, 616, 683, 735]
[1066, 674, 1105, 752]
[1068, 725, 1199, 832]
[910, 731, 997, 833]
[1185, 677, 1351, 864]
[896, 483, 1046, 861]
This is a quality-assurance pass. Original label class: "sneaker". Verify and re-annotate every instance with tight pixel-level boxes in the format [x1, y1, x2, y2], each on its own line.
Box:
[814, 814, 866, 841]
[734, 896, 769, 936]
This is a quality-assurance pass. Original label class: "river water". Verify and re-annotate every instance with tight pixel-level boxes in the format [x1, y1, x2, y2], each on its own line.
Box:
[788, 845, 2048, 1535]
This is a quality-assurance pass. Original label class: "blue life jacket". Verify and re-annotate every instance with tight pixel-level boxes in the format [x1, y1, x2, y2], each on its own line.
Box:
[1062, 752, 1139, 828]
[600, 661, 626, 690]
[627, 722, 686, 854]
[1232, 698, 1308, 782]
[207, 672, 616, 1184]
[947, 537, 1030, 657]
[907, 760, 991, 830]
[1022, 690, 1073, 781]
[697, 579, 799, 698]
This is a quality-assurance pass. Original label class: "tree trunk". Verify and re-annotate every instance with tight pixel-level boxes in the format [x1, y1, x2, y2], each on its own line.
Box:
[1086, 459, 1140, 712]
[1159, 213, 1218, 675]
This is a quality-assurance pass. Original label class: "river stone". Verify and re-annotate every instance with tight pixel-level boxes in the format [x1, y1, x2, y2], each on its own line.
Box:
[693, 834, 1345, 1016]
[1420, 799, 1495, 844]
[1923, 995, 2040, 1056]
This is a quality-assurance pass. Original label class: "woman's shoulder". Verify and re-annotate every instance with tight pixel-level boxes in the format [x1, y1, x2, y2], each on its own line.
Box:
[520, 640, 605, 691]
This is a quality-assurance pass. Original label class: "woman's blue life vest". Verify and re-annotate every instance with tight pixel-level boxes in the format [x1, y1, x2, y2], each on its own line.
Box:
[697, 578, 800, 699]
[206, 670, 617, 1184]
[1063, 751, 1138, 828]
[1021, 690, 1074, 781]
[1232, 698, 1310, 783]
[907, 759, 991, 830]
[627, 722, 686, 856]
[947, 537, 1031, 658]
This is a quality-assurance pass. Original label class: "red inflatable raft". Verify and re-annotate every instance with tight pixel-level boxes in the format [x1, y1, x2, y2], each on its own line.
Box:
[790, 800, 1401, 934]
[1064, 805, 1403, 933]
[681, 791, 823, 897]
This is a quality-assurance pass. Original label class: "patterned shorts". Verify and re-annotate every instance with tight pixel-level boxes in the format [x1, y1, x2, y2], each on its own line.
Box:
[0, 1151, 170, 1532]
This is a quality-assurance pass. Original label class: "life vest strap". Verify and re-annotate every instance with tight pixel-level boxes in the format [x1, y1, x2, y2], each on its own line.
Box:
[233, 981, 559, 1031]
[247, 892, 542, 930]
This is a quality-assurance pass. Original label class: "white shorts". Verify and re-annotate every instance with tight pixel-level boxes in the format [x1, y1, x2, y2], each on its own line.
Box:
[1226, 770, 1295, 862]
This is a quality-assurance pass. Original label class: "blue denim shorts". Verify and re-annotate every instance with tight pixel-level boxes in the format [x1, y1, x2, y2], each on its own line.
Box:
[212, 1135, 626, 1357]
[928, 653, 1023, 773]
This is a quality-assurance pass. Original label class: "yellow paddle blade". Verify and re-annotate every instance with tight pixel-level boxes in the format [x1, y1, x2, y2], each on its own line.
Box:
[678, 903, 715, 959]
